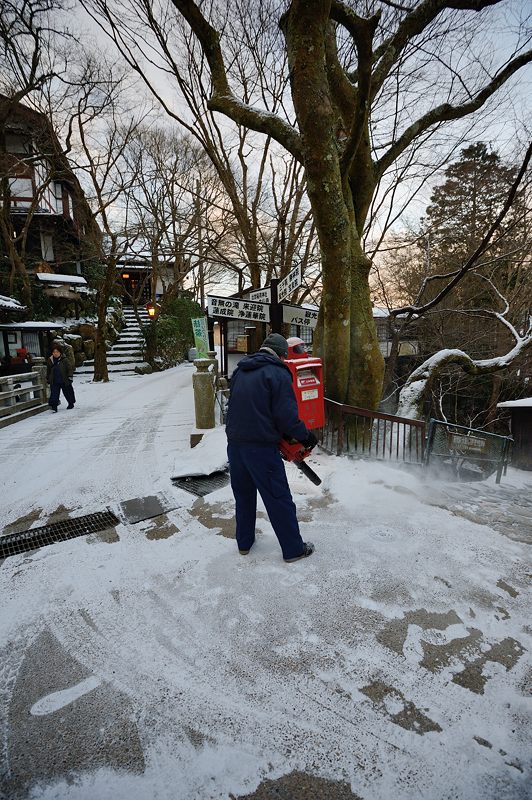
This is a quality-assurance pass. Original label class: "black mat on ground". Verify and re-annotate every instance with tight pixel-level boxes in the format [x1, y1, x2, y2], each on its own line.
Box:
[0, 510, 120, 559]
[171, 470, 229, 497]
[119, 495, 177, 524]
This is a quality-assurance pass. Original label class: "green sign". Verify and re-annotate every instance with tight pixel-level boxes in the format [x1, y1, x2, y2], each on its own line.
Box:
[191, 317, 209, 358]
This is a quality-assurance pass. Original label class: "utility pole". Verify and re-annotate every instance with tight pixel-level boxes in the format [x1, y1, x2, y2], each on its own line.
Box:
[270, 278, 282, 333]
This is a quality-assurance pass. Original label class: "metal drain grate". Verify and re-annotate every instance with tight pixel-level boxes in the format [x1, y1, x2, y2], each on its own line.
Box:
[0, 510, 120, 559]
[172, 470, 230, 497]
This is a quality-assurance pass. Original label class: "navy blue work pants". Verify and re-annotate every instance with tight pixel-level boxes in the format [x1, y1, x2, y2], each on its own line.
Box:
[49, 381, 75, 409]
[227, 442, 305, 560]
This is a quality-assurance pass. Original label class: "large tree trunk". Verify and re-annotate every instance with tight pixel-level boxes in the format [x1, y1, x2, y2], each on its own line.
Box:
[284, 0, 383, 408]
[348, 246, 384, 409]
[93, 262, 118, 382]
[93, 290, 110, 382]
[284, 1, 350, 403]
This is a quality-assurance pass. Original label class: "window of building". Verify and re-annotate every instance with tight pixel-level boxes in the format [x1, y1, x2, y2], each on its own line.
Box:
[40, 231, 55, 261]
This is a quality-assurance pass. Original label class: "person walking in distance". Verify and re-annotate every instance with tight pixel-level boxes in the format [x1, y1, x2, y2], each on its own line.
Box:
[47, 343, 75, 412]
[225, 333, 317, 562]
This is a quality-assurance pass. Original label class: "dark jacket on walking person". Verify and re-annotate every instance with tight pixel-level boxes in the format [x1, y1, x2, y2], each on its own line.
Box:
[47, 345, 75, 412]
[225, 333, 317, 562]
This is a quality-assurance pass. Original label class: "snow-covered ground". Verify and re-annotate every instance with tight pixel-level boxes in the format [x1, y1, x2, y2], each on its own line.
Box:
[0, 366, 531, 800]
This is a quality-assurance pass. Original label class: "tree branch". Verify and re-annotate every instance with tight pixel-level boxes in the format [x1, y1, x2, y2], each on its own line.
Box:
[371, 0, 501, 98]
[168, 0, 304, 161]
[376, 50, 532, 178]
[329, 3, 380, 177]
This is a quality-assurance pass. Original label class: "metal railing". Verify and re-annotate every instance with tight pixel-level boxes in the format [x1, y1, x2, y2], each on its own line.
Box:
[424, 419, 513, 484]
[320, 398, 426, 464]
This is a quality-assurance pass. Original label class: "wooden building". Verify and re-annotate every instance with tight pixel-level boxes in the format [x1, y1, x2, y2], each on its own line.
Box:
[497, 398, 532, 471]
[0, 94, 100, 300]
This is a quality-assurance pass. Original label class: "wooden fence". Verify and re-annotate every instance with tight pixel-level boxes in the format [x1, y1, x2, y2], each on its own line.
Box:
[319, 398, 426, 464]
[0, 370, 47, 426]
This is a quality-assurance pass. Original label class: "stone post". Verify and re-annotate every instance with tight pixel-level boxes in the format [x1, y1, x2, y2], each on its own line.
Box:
[207, 350, 218, 379]
[191, 358, 215, 447]
[32, 357, 48, 402]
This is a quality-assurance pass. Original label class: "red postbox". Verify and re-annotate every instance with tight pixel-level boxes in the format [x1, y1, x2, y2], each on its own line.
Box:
[285, 356, 325, 430]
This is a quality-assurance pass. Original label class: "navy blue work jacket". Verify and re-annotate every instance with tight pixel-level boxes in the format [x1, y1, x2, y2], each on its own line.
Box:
[225, 351, 309, 446]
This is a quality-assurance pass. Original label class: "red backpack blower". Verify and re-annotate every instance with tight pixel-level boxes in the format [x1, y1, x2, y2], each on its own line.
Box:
[280, 356, 324, 486]
[279, 438, 322, 486]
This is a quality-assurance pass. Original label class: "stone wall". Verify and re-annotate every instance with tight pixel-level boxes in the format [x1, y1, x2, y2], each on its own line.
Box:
[49, 307, 125, 371]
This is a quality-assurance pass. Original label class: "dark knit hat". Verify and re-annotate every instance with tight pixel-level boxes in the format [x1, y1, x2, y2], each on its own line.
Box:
[260, 333, 288, 358]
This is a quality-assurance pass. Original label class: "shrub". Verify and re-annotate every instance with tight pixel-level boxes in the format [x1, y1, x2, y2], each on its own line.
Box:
[141, 295, 202, 368]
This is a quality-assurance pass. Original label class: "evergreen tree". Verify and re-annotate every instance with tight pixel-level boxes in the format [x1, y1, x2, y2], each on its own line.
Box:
[423, 143, 524, 270]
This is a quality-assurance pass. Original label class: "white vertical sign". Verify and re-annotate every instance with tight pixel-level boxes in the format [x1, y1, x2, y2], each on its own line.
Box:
[247, 287, 272, 303]
[277, 265, 302, 302]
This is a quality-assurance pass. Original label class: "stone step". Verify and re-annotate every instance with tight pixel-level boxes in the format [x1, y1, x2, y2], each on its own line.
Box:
[76, 363, 144, 375]
[0, 403, 49, 429]
[82, 356, 142, 367]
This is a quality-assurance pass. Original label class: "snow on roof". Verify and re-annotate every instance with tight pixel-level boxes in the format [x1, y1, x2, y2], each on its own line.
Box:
[372, 307, 389, 318]
[0, 294, 26, 312]
[0, 321, 65, 330]
[497, 397, 532, 408]
[35, 273, 87, 285]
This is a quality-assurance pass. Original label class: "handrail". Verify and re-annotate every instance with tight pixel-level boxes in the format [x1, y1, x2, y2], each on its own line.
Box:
[324, 398, 425, 427]
[0, 370, 44, 409]
[321, 398, 426, 463]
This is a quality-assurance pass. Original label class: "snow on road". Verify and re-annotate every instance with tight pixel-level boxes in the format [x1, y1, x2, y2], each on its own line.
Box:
[0, 368, 531, 800]
[0, 365, 196, 521]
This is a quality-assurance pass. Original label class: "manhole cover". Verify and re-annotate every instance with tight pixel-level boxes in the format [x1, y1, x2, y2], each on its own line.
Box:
[172, 470, 229, 497]
[0, 510, 120, 559]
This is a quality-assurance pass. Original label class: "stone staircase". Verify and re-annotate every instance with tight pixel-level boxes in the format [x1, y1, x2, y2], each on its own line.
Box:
[76, 307, 149, 376]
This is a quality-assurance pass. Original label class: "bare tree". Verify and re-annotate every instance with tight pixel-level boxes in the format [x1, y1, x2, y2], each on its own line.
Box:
[373, 140, 532, 412]
[122, 126, 232, 314]
[64, 60, 149, 381]
[397, 280, 532, 418]
[80, 0, 531, 409]
[80, 0, 321, 308]
[0, 0, 72, 105]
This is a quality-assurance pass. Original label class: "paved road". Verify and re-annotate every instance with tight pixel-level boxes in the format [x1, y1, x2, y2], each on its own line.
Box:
[423, 475, 532, 545]
[0, 377, 530, 800]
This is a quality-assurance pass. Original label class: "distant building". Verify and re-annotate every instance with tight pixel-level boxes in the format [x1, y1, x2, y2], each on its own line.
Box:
[372, 307, 419, 358]
[497, 397, 532, 470]
[0, 94, 100, 307]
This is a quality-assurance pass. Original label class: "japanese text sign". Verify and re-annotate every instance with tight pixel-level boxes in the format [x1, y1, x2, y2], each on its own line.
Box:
[282, 304, 318, 329]
[207, 295, 270, 323]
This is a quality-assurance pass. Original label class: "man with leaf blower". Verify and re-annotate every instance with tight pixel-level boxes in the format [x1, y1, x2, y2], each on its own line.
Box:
[225, 333, 318, 562]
